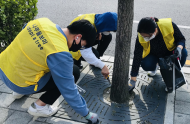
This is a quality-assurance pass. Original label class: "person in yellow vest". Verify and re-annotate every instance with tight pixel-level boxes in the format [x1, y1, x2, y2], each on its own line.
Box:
[0, 18, 99, 123]
[70, 12, 117, 78]
[129, 17, 188, 92]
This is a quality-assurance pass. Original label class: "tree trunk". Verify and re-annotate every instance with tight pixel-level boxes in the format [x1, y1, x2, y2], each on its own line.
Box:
[110, 0, 134, 103]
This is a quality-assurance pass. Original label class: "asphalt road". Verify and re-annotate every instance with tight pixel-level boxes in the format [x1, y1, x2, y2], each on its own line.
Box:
[36, 0, 190, 59]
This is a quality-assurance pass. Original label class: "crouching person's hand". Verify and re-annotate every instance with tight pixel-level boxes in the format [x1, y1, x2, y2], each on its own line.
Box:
[101, 65, 109, 79]
[129, 80, 136, 93]
[85, 112, 99, 124]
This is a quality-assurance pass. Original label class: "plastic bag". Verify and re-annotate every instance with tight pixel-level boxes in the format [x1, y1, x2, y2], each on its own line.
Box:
[159, 56, 185, 93]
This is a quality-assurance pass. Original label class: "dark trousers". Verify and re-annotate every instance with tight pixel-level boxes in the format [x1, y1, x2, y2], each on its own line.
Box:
[95, 33, 112, 57]
[35, 65, 80, 105]
[141, 48, 188, 71]
[74, 33, 112, 66]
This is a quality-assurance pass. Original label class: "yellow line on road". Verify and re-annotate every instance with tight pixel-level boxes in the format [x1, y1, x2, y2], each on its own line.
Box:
[186, 60, 190, 65]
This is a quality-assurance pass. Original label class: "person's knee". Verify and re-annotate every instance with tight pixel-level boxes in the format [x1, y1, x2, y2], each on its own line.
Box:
[102, 33, 112, 43]
[180, 48, 188, 67]
[73, 65, 80, 83]
[141, 61, 157, 71]
[182, 48, 188, 58]
[141, 54, 158, 71]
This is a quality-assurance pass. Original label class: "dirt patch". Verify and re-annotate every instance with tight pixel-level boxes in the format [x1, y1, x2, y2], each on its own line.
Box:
[103, 87, 135, 106]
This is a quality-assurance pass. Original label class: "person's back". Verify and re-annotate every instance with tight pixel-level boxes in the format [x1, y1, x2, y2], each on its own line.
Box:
[0, 18, 69, 91]
[0, 18, 99, 123]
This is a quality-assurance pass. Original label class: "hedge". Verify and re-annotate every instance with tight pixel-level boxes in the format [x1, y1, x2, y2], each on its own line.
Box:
[0, 0, 38, 52]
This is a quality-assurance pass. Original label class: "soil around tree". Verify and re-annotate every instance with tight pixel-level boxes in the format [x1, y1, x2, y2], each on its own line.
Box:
[103, 87, 135, 106]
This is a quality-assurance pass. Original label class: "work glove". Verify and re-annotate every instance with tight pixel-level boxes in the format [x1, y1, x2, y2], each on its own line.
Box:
[85, 112, 99, 124]
[129, 80, 136, 93]
[174, 47, 182, 60]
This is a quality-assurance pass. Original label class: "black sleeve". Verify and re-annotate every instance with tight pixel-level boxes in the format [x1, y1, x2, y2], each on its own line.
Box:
[172, 22, 186, 48]
[131, 36, 143, 77]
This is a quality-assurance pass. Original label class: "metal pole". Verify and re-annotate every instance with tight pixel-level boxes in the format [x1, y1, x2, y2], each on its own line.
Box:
[173, 62, 175, 93]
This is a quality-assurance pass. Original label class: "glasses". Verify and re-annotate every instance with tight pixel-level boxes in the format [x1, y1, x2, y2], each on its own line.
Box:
[139, 33, 154, 39]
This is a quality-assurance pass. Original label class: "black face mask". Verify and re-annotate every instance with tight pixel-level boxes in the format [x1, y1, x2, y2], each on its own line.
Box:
[69, 40, 82, 52]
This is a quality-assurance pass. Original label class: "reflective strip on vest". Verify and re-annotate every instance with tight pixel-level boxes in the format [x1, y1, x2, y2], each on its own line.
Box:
[0, 18, 69, 91]
[138, 18, 176, 58]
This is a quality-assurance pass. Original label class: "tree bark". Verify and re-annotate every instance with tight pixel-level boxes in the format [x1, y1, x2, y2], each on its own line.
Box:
[110, 0, 134, 103]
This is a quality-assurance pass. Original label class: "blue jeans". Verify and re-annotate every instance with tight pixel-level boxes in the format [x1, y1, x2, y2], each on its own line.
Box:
[141, 48, 188, 71]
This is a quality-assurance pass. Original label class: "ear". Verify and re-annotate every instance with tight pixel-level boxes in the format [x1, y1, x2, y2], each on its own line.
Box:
[74, 34, 82, 44]
[155, 28, 158, 35]
[155, 28, 158, 33]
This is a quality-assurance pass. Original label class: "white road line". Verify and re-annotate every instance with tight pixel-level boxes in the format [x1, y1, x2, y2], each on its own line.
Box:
[177, 25, 190, 29]
[133, 20, 190, 29]
[133, 20, 139, 23]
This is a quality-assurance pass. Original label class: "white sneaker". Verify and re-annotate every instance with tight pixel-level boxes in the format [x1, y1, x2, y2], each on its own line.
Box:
[148, 65, 159, 76]
[165, 87, 168, 92]
[27, 103, 58, 117]
[12, 91, 24, 99]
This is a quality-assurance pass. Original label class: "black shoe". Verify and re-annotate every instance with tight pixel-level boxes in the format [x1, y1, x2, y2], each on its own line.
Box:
[165, 87, 173, 93]
[78, 63, 83, 69]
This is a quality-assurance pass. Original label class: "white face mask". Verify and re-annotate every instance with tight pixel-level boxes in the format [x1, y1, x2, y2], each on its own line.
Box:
[102, 31, 110, 35]
[143, 34, 156, 42]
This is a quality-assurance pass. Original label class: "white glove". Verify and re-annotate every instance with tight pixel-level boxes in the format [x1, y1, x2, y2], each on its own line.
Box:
[85, 112, 99, 123]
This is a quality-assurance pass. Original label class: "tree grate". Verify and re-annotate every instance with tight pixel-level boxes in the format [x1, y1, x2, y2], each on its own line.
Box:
[56, 63, 167, 124]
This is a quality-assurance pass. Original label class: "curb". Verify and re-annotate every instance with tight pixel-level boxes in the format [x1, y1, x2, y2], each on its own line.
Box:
[164, 92, 175, 124]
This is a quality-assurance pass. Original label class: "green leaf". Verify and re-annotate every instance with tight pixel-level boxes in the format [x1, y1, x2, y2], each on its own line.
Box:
[0, 30, 5, 35]
[0, 0, 38, 49]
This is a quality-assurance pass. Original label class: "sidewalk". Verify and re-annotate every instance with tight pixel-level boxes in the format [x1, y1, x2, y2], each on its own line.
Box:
[0, 56, 190, 124]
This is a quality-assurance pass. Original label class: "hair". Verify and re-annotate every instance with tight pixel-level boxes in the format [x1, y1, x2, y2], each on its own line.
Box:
[137, 17, 159, 34]
[67, 20, 96, 48]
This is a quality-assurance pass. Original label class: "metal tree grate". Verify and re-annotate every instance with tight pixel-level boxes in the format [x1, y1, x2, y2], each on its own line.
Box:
[55, 63, 167, 124]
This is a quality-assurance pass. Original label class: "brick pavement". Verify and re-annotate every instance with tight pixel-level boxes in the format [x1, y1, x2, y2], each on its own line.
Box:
[0, 57, 190, 124]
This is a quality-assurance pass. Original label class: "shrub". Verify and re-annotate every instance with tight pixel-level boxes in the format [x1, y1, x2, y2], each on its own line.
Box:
[0, 0, 38, 52]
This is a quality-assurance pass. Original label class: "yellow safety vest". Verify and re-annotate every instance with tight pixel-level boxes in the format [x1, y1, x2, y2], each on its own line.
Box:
[0, 18, 69, 91]
[69, 13, 97, 60]
[70, 13, 97, 32]
[138, 18, 176, 58]
[70, 50, 82, 60]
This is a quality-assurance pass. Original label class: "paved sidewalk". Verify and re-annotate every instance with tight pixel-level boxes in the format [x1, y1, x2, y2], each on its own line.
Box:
[0, 56, 190, 124]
